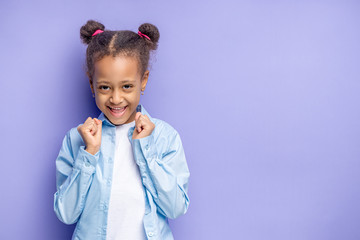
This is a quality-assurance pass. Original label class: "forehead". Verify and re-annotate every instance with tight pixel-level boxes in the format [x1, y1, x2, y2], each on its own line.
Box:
[94, 55, 141, 82]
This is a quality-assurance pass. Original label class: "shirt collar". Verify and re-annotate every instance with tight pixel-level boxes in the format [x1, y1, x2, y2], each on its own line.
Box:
[97, 104, 152, 127]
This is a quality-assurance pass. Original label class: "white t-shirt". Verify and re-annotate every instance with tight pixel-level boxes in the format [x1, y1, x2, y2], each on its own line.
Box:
[106, 120, 146, 240]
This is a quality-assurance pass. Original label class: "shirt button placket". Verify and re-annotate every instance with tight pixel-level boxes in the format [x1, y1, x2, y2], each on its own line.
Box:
[100, 202, 108, 212]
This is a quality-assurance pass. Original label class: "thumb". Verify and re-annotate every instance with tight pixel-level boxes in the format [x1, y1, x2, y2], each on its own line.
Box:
[94, 118, 102, 130]
[135, 112, 142, 121]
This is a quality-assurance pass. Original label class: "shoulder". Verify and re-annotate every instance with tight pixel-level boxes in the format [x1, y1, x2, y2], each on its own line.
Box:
[150, 118, 184, 150]
[151, 117, 179, 137]
[149, 118, 185, 156]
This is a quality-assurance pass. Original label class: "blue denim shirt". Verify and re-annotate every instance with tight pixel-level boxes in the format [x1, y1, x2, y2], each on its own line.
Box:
[54, 104, 190, 240]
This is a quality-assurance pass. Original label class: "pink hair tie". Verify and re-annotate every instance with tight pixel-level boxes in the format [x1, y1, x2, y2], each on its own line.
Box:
[92, 29, 104, 36]
[138, 31, 151, 41]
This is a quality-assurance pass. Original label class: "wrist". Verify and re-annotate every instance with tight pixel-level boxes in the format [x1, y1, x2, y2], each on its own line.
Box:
[85, 146, 99, 155]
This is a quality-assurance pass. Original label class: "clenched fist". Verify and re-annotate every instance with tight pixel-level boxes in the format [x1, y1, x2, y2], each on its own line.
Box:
[132, 112, 155, 139]
[77, 117, 102, 155]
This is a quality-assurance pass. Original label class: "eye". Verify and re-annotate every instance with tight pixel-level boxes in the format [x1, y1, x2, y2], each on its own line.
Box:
[99, 85, 110, 90]
[123, 84, 132, 89]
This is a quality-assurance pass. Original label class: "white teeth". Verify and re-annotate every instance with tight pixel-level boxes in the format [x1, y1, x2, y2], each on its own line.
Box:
[110, 106, 125, 110]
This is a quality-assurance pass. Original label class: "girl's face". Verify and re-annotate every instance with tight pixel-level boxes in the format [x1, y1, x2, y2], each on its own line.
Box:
[89, 55, 149, 125]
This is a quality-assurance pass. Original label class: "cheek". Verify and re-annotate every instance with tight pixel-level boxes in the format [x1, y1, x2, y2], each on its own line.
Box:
[129, 90, 141, 104]
[95, 94, 107, 105]
[129, 92, 140, 101]
[131, 87, 141, 96]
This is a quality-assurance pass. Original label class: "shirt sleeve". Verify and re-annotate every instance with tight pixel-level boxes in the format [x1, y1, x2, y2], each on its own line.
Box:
[131, 126, 190, 219]
[53, 129, 100, 224]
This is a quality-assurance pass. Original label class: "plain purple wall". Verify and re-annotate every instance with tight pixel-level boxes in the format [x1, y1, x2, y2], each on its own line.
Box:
[1, 0, 360, 239]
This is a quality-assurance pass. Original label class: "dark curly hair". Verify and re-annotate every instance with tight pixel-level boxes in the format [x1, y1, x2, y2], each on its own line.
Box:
[80, 20, 160, 81]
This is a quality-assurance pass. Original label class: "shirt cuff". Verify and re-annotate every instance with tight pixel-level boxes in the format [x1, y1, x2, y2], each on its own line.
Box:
[74, 146, 100, 174]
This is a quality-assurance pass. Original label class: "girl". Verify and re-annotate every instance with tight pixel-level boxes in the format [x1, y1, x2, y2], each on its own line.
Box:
[54, 20, 190, 240]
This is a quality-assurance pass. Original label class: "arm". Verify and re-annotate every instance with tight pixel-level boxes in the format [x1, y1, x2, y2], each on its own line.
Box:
[53, 129, 99, 224]
[131, 127, 190, 219]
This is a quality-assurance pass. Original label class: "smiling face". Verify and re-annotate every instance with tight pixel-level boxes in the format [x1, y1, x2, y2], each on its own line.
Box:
[89, 55, 149, 125]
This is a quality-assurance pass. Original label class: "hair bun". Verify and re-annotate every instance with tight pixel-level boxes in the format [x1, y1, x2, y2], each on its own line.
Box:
[80, 20, 105, 45]
[138, 23, 160, 50]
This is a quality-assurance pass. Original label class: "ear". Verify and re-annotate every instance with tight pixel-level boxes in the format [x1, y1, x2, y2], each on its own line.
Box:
[87, 72, 95, 94]
[141, 70, 149, 91]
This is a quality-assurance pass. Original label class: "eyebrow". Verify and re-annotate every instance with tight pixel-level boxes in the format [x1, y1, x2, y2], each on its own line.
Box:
[96, 80, 136, 84]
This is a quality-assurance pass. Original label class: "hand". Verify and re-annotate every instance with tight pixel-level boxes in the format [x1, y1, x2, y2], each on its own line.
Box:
[132, 112, 155, 139]
[77, 117, 102, 155]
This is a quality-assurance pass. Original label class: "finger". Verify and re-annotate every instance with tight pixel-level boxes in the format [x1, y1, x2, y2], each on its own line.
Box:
[135, 112, 142, 121]
[134, 112, 143, 132]
[135, 117, 144, 133]
[79, 117, 91, 132]
[90, 123, 98, 136]
[96, 119, 102, 131]
[94, 118, 102, 136]
[85, 120, 96, 129]
[138, 115, 151, 128]
[135, 120, 142, 133]
[138, 117, 152, 132]
[84, 119, 97, 134]
[84, 117, 93, 124]
[83, 118, 95, 129]
[94, 118, 102, 126]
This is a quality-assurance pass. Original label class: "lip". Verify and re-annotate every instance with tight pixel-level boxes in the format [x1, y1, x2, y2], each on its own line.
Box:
[108, 105, 127, 117]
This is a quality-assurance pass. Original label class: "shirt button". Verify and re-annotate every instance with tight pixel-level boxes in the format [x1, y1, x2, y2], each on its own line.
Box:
[85, 162, 90, 167]
[145, 144, 149, 150]
[148, 232, 154, 237]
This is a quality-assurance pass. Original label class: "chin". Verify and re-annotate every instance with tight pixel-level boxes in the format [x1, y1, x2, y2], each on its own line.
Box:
[109, 118, 126, 125]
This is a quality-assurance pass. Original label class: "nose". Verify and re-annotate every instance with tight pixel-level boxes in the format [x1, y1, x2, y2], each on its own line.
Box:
[109, 89, 124, 105]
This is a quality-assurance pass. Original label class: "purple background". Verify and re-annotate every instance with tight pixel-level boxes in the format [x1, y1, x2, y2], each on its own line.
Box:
[1, 0, 360, 239]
